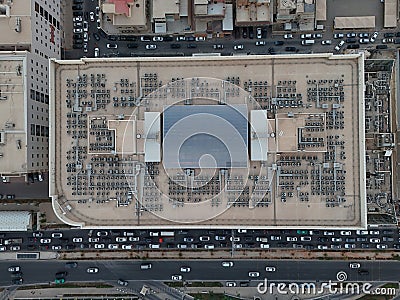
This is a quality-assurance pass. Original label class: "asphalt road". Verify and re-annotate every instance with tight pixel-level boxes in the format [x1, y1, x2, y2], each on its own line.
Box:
[0, 260, 398, 287]
[0, 175, 49, 200]
[1, 228, 400, 253]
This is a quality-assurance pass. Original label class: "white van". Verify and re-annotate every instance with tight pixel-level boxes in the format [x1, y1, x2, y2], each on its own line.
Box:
[301, 39, 315, 45]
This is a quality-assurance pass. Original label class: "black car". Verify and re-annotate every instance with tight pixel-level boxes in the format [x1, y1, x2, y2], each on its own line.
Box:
[285, 46, 297, 52]
[185, 36, 195, 41]
[187, 44, 197, 48]
[358, 269, 369, 275]
[164, 36, 173, 41]
[242, 28, 247, 38]
[84, 11, 89, 21]
[72, 4, 82, 10]
[65, 262, 78, 268]
[384, 32, 395, 38]
[376, 44, 388, 49]
[74, 39, 83, 44]
[396, 32, 400, 37]
[65, 244, 75, 250]
[93, 33, 100, 41]
[274, 40, 284, 46]
[98, 30, 107, 39]
[73, 11, 83, 17]
[73, 44, 82, 49]
[127, 43, 138, 48]
[125, 36, 137, 41]
[170, 43, 181, 49]
[55, 271, 68, 279]
[347, 44, 359, 49]
[110, 230, 121, 236]
[27, 245, 37, 250]
[248, 27, 254, 39]
[12, 278, 23, 285]
[318, 237, 328, 242]
[108, 35, 118, 41]
[346, 38, 357, 43]
[11, 272, 23, 279]
[118, 279, 128, 286]
[73, 33, 83, 39]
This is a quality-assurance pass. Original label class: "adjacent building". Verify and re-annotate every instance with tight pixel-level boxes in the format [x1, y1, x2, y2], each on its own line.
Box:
[0, 0, 61, 176]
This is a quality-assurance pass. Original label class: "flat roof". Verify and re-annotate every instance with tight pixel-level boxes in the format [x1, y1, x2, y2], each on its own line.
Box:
[0, 1, 32, 47]
[0, 211, 31, 231]
[0, 53, 27, 174]
[49, 54, 366, 229]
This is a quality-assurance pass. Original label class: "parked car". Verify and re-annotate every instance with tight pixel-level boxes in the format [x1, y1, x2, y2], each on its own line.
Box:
[233, 44, 244, 50]
[145, 44, 157, 50]
[106, 43, 118, 49]
[283, 34, 293, 39]
[370, 31, 379, 43]
[255, 41, 266, 46]
[334, 33, 344, 39]
[321, 40, 331, 45]
[334, 40, 345, 51]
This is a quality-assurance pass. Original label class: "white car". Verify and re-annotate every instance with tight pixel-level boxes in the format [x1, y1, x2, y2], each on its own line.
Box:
[226, 282, 237, 287]
[52, 232, 63, 238]
[382, 38, 394, 43]
[72, 237, 83, 243]
[323, 231, 335, 236]
[349, 263, 361, 269]
[153, 36, 163, 42]
[83, 32, 89, 42]
[265, 267, 276, 272]
[0, 246, 6, 251]
[87, 267, 99, 273]
[145, 44, 157, 50]
[370, 31, 379, 43]
[33, 232, 43, 237]
[233, 44, 244, 50]
[94, 243, 105, 249]
[204, 244, 214, 249]
[237, 229, 247, 233]
[195, 36, 206, 41]
[106, 43, 118, 49]
[10, 246, 20, 251]
[377, 244, 387, 249]
[340, 231, 352, 236]
[317, 245, 328, 250]
[369, 230, 380, 235]
[332, 237, 342, 242]
[287, 237, 297, 242]
[284, 34, 293, 39]
[255, 41, 266, 46]
[360, 38, 370, 44]
[370, 238, 380, 243]
[199, 236, 210, 242]
[8, 266, 20, 272]
[89, 12, 95, 22]
[40, 238, 51, 244]
[122, 244, 133, 250]
[230, 237, 240, 242]
[73, 16, 83, 22]
[89, 237, 99, 243]
[334, 40, 345, 51]
[108, 244, 119, 249]
[256, 27, 262, 39]
[334, 33, 344, 39]
[260, 244, 270, 249]
[172, 275, 182, 281]
[94, 47, 99, 59]
[313, 33, 323, 38]
[52, 245, 62, 250]
[356, 230, 368, 235]
[270, 236, 281, 241]
[301, 33, 313, 39]
[96, 19, 101, 29]
[116, 237, 127, 243]
[222, 261, 234, 267]
[234, 244, 243, 249]
[344, 244, 355, 249]
[301, 236, 312, 241]
[248, 271, 260, 278]
[321, 40, 331, 45]
[128, 237, 139, 242]
[83, 43, 88, 53]
[180, 267, 191, 273]
[73, 28, 83, 33]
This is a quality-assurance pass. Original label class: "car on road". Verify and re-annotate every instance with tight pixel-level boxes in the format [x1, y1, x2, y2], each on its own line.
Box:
[145, 44, 157, 50]
[180, 267, 191, 273]
[215, 236, 225, 241]
[153, 36, 163, 42]
[12, 278, 23, 285]
[286, 237, 297, 242]
[356, 230, 368, 235]
[107, 43, 118, 49]
[172, 275, 182, 281]
[40, 238, 51, 244]
[87, 267, 99, 273]
[128, 236, 139, 242]
[230, 236, 240, 242]
[256, 27, 262, 39]
[65, 262, 78, 268]
[332, 237, 342, 242]
[93, 32, 100, 41]
[255, 41, 266, 46]
[195, 36, 206, 41]
[89, 12, 95, 22]
[199, 236, 210, 242]
[283, 34, 293, 39]
[265, 267, 276, 272]
[187, 43, 197, 48]
[377, 244, 388, 249]
[370, 32, 379, 42]
[233, 44, 244, 50]
[52, 245, 62, 250]
[222, 261, 234, 267]
[334, 33, 344, 39]
[118, 279, 128, 286]
[321, 40, 331, 45]
[108, 244, 119, 249]
[370, 238, 380, 243]
[73, 28, 83, 33]
[334, 40, 345, 51]
[6, 194, 15, 199]
[72, 237, 83, 243]
[94, 243, 105, 249]
[52, 232, 63, 238]
[213, 44, 224, 49]
[122, 244, 133, 249]
[8, 266, 20, 272]
[285, 46, 297, 52]
[344, 243, 355, 249]
[349, 263, 361, 269]
[274, 40, 284, 46]
[226, 281, 237, 287]
[11, 271, 23, 278]
[382, 38, 394, 43]
[317, 245, 328, 250]
[248, 271, 260, 278]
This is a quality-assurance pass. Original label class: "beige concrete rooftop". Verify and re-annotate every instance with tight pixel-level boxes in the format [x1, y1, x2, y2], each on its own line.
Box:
[0, 53, 27, 174]
[49, 54, 366, 229]
[0, 0, 32, 48]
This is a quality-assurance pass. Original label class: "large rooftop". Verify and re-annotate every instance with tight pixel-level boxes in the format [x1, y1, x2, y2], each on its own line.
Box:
[49, 54, 366, 229]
